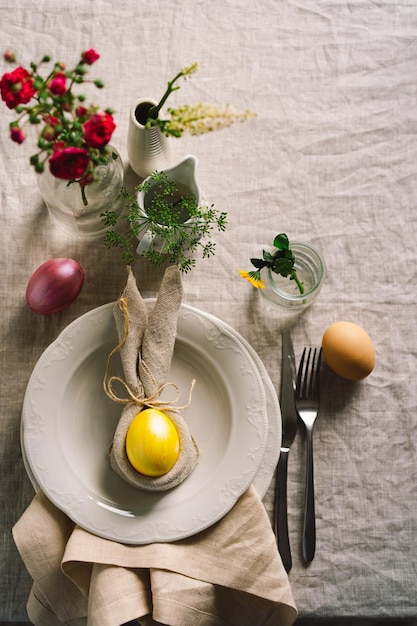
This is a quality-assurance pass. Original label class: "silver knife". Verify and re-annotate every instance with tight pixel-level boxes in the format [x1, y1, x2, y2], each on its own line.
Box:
[274, 330, 298, 573]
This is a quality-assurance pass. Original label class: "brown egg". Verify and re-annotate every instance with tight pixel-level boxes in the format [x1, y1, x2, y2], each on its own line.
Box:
[322, 321, 375, 381]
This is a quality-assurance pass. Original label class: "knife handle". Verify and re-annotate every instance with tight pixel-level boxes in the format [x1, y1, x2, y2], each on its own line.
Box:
[274, 449, 292, 573]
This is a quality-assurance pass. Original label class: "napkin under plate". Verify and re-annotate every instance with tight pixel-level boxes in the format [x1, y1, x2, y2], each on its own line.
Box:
[13, 486, 297, 626]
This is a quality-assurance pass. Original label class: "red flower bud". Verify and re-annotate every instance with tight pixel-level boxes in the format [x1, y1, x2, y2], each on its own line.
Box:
[42, 114, 60, 127]
[75, 105, 88, 118]
[82, 49, 100, 65]
[10, 126, 25, 144]
[3, 49, 16, 63]
[48, 72, 67, 96]
[41, 125, 57, 141]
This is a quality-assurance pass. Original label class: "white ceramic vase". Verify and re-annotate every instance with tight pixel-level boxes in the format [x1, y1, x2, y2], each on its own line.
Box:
[127, 98, 173, 178]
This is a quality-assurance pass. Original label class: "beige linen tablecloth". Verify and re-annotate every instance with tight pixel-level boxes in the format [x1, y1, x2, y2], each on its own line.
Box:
[13, 487, 296, 626]
[2, 0, 417, 623]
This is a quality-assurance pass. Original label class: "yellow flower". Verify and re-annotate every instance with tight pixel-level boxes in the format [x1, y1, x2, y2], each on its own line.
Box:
[239, 269, 265, 289]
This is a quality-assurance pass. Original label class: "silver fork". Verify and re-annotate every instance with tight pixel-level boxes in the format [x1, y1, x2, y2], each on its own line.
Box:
[295, 347, 322, 563]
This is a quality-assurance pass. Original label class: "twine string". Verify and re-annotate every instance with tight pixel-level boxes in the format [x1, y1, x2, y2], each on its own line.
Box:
[103, 296, 195, 412]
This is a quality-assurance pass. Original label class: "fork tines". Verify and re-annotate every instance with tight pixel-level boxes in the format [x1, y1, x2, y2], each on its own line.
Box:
[296, 347, 322, 399]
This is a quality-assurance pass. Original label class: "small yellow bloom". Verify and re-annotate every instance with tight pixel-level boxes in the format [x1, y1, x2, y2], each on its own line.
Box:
[181, 62, 199, 77]
[239, 269, 265, 289]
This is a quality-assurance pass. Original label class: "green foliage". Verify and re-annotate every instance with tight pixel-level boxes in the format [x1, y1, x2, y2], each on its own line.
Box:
[101, 171, 227, 272]
[250, 233, 304, 294]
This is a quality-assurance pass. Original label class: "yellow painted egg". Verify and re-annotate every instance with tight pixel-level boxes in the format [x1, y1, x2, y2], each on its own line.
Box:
[126, 408, 180, 477]
[322, 321, 375, 381]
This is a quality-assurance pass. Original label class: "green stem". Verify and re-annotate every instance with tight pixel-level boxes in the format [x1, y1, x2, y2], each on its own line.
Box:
[80, 184, 88, 206]
[147, 69, 185, 120]
[291, 271, 304, 294]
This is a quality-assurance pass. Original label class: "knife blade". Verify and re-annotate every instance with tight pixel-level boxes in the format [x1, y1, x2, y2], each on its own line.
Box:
[274, 329, 298, 573]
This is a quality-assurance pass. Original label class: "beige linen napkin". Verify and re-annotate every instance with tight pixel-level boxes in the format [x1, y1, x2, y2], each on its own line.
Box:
[13, 486, 297, 626]
[108, 265, 199, 491]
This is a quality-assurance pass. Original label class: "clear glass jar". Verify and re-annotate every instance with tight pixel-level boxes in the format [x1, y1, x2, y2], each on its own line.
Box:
[260, 241, 325, 309]
[37, 147, 124, 238]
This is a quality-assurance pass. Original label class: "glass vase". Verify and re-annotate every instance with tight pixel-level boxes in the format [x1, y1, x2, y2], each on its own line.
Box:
[37, 147, 124, 238]
[260, 241, 325, 309]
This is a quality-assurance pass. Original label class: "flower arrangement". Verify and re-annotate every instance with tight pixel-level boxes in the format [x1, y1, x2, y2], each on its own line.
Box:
[143, 62, 256, 137]
[102, 171, 227, 272]
[240, 233, 304, 293]
[0, 48, 117, 205]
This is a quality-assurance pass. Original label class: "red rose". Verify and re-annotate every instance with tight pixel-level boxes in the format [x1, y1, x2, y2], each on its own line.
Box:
[49, 142, 90, 180]
[83, 112, 115, 149]
[0, 67, 36, 109]
[48, 72, 67, 96]
[82, 49, 100, 65]
[10, 126, 25, 144]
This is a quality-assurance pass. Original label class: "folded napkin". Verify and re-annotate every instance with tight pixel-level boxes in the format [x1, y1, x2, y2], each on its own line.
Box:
[107, 265, 199, 491]
[13, 486, 297, 626]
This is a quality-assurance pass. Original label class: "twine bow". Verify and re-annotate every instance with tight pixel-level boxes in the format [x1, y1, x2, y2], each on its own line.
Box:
[103, 297, 195, 413]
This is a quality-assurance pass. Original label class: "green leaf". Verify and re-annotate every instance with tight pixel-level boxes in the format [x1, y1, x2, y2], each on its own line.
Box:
[202, 241, 216, 258]
[250, 257, 266, 270]
[262, 250, 274, 263]
[101, 210, 119, 227]
[103, 230, 123, 248]
[273, 233, 289, 250]
[273, 257, 293, 277]
[121, 250, 136, 264]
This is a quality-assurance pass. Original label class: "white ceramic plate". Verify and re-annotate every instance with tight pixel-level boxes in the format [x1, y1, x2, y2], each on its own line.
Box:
[197, 309, 281, 498]
[21, 304, 281, 501]
[22, 302, 276, 544]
